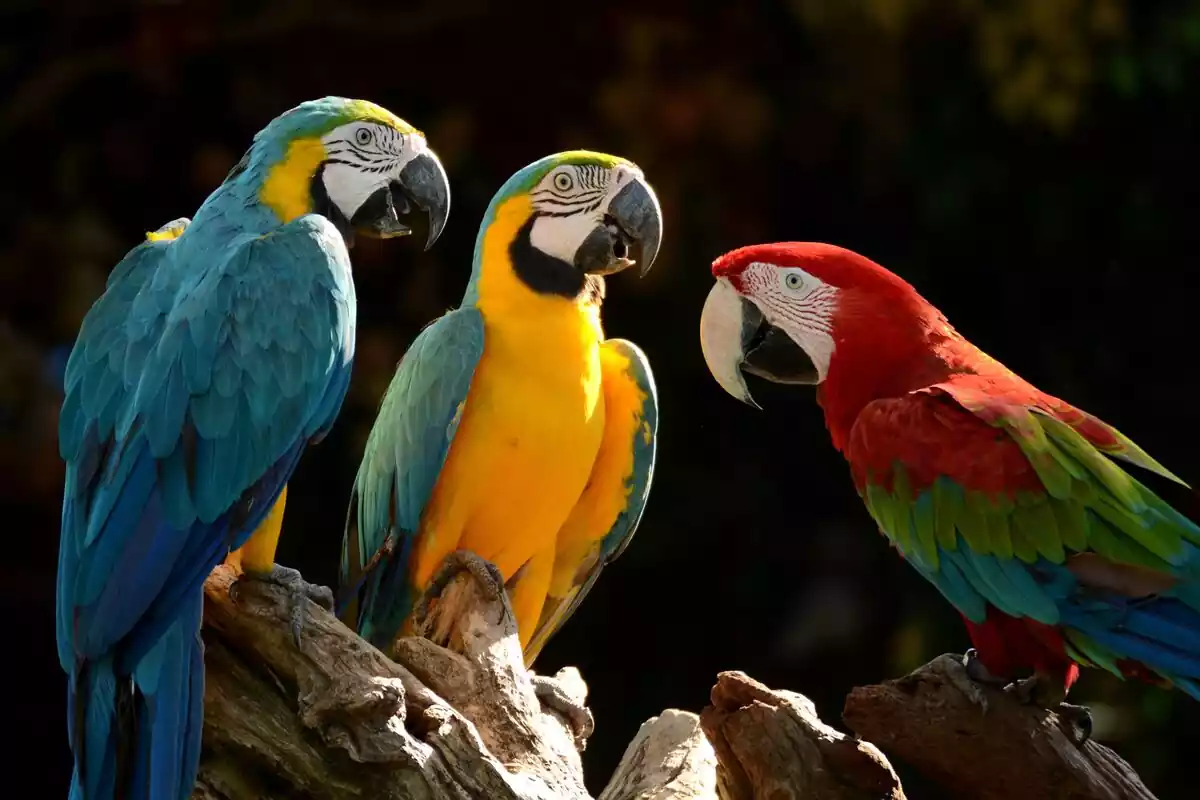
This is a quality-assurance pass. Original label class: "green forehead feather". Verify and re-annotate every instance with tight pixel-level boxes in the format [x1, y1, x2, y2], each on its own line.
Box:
[257, 96, 420, 144]
[502, 150, 633, 198]
[460, 149, 639, 305]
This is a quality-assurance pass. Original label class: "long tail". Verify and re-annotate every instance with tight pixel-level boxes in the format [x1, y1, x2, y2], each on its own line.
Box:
[1064, 590, 1200, 701]
[68, 592, 205, 800]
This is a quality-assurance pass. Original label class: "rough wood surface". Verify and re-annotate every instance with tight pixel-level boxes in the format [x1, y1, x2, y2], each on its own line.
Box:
[700, 670, 905, 800]
[194, 563, 719, 800]
[842, 653, 1160, 800]
[193, 559, 1160, 800]
[599, 710, 718, 800]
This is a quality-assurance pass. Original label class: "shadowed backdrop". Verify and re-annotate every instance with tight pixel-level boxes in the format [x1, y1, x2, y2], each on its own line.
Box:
[3, 0, 1199, 796]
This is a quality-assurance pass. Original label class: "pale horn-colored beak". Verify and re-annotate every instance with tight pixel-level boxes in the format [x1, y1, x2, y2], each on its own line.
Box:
[699, 278, 761, 409]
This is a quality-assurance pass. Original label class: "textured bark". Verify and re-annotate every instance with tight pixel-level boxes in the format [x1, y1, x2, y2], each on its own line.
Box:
[843, 654, 1160, 800]
[193, 563, 1159, 800]
[700, 671, 905, 800]
[193, 563, 717, 800]
[599, 710, 718, 800]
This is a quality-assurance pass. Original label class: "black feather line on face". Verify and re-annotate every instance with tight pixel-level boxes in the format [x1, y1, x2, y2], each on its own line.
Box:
[309, 162, 354, 244]
[508, 214, 591, 300]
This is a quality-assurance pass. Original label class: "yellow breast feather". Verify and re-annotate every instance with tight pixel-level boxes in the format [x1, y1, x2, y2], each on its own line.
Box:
[523, 341, 651, 663]
[405, 195, 609, 650]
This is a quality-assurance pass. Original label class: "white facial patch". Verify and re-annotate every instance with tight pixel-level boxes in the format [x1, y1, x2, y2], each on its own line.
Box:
[741, 261, 839, 381]
[528, 163, 641, 263]
[320, 122, 424, 220]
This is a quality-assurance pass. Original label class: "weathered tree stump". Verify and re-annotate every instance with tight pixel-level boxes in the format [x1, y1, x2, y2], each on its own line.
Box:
[194, 562, 1162, 800]
[195, 563, 716, 799]
[843, 653, 1160, 800]
[700, 671, 904, 800]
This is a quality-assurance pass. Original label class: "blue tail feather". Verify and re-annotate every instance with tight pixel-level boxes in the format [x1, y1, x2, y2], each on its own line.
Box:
[69, 592, 205, 800]
[1064, 593, 1200, 688]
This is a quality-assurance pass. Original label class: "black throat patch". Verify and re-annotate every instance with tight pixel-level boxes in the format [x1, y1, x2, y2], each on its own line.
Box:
[310, 162, 355, 244]
[509, 214, 595, 301]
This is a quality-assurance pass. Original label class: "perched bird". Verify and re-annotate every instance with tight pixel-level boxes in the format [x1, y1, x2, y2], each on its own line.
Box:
[340, 151, 661, 732]
[698, 241, 1200, 739]
[57, 96, 450, 800]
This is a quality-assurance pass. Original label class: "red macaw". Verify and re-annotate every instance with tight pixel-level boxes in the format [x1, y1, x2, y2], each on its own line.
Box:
[698, 241, 1200, 740]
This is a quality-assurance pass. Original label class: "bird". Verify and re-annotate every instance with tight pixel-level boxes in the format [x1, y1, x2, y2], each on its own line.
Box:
[699, 241, 1200, 742]
[57, 96, 450, 799]
[339, 150, 662, 741]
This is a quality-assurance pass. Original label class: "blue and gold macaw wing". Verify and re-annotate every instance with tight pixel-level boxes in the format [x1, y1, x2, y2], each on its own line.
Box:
[523, 338, 659, 664]
[338, 306, 485, 648]
[56, 217, 188, 669]
[57, 213, 356, 672]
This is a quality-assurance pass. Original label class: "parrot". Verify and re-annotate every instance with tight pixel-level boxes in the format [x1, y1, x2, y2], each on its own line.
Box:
[56, 96, 450, 800]
[698, 241, 1200, 740]
[339, 150, 661, 736]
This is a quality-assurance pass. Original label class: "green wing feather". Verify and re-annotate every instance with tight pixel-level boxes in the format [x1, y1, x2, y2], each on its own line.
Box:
[849, 382, 1200, 642]
[338, 308, 485, 648]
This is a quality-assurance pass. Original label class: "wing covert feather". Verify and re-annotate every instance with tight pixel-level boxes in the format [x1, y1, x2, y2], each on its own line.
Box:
[339, 307, 484, 642]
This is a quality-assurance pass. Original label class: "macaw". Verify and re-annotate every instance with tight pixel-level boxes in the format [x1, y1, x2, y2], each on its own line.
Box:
[339, 151, 661, 726]
[57, 96, 450, 800]
[698, 241, 1200, 739]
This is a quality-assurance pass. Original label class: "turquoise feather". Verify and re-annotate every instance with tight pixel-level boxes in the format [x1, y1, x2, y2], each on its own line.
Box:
[58, 98, 366, 800]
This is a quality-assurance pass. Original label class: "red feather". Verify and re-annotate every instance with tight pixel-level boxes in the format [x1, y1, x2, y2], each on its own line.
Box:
[712, 242, 1179, 698]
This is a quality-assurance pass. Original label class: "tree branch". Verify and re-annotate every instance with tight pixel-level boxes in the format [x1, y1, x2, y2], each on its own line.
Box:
[196, 564, 1161, 800]
[700, 671, 905, 800]
[195, 564, 717, 800]
[842, 654, 1160, 800]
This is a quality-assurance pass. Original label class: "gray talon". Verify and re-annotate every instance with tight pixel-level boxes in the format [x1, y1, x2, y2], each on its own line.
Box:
[1056, 702, 1093, 746]
[1003, 674, 1092, 746]
[946, 650, 995, 711]
[236, 564, 333, 648]
[412, 550, 509, 637]
[532, 673, 594, 748]
[963, 648, 1006, 687]
[1006, 674, 1039, 705]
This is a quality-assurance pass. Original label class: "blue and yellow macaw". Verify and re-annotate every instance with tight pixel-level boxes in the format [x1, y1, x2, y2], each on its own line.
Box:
[339, 151, 661, 690]
[56, 96, 450, 800]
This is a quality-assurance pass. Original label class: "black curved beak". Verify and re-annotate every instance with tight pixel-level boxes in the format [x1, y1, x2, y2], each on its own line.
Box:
[353, 150, 451, 249]
[574, 177, 663, 278]
[699, 279, 818, 408]
[740, 303, 819, 386]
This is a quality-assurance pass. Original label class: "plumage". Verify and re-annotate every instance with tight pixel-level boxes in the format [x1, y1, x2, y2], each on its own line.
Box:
[57, 96, 449, 800]
[701, 241, 1200, 706]
[340, 152, 661, 665]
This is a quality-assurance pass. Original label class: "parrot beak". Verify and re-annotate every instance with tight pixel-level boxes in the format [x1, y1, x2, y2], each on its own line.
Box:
[392, 150, 451, 250]
[353, 149, 451, 248]
[575, 176, 663, 278]
[700, 279, 819, 408]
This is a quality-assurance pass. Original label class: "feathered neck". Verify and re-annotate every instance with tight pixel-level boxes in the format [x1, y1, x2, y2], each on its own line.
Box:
[815, 290, 1004, 453]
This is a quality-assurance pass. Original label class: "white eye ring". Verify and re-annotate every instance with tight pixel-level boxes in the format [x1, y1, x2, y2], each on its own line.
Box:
[784, 272, 804, 290]
[553, 172, 574, 191]
[354, 127, 373, 146]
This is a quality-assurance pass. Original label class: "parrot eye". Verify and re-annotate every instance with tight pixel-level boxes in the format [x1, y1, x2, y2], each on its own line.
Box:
[784, 272, 804, 290]
[553, 172, 574, 192]
[354, 127, 373, 146]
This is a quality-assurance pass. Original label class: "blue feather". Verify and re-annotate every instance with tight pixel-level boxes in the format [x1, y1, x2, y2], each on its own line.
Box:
[59, 207, 358, 799]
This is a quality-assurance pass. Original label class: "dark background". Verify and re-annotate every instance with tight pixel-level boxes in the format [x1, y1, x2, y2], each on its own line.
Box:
[4, 0, 1200, 796]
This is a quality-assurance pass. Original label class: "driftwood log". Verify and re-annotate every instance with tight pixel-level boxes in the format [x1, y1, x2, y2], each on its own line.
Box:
[194, 559, 1162, 799]
[843, 654, 1160, 800]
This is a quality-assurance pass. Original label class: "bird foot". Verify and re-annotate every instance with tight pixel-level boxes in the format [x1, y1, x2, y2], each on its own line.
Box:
[947, 649, 1005, 711]
[1055, 702, 1094, 746]
[1004, 675, 1093, 746]
[411, 550, 510, 638]
[531, 673, 594, 749]
[231, 564, 334, 647]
